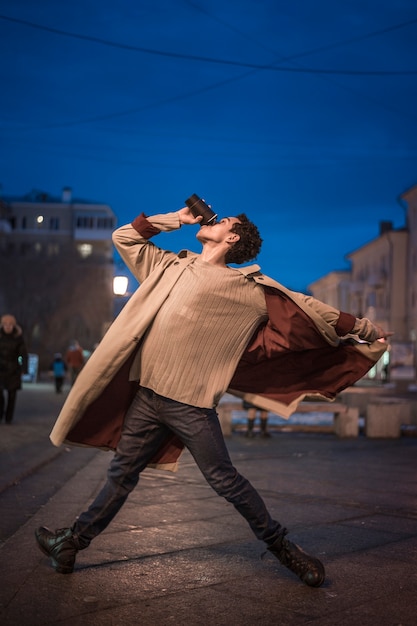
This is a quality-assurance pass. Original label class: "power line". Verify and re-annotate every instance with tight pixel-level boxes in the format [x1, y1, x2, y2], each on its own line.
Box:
[3, 71, 260, 130]
[181, 3, 417, 125]
[184, 1, 417, 65]
[2, 10, 416, 134]
[2, 133, 416, 170]
[1, 13, 417, 75]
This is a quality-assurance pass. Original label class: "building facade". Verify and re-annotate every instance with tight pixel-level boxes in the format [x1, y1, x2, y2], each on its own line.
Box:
[0, 187, 117, 370]
[401, 185, 417, 345]
[307, 270, 351, 313]
[346, 223, 407, 340]
[308, 183, 416, 382]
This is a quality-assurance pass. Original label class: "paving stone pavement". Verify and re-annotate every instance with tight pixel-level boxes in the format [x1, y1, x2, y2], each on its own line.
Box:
[0, 383, 416, 625]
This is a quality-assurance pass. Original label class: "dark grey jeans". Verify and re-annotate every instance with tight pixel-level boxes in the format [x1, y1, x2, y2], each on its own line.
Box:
[74, 386, 285, 548]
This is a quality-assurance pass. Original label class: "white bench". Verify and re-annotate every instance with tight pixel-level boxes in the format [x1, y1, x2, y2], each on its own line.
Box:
[217, 400, 359, 438]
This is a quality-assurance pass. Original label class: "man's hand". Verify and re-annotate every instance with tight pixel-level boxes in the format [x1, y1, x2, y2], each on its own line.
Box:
[353, 318, 394, 343]
[178, 207, 203, 225]
[374, 325, 394, 342]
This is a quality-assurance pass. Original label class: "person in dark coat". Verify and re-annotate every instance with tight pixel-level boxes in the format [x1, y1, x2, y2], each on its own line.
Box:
[0, 314, 28, 424]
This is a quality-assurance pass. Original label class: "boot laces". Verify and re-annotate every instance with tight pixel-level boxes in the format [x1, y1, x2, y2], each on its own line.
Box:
[280, 539, 313, 574]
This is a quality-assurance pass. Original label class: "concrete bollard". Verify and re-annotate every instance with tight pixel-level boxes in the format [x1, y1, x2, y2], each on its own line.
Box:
[334, 407, 359, 437]
[365, 399, 411, 438]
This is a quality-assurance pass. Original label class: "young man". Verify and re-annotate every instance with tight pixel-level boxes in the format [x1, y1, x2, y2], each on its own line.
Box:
[35, 205, 389, 586]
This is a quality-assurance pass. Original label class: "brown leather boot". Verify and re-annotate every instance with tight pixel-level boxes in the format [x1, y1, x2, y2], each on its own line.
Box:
[35, 526, 79, 574]
[268, 536, 325, 587]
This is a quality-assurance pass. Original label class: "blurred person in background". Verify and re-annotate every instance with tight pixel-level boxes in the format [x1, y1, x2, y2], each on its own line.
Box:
[50, 353, 67, 394]
[65, 340, 85, 385]
[0, 314, 28, 424]
[243, 400, 271, 438]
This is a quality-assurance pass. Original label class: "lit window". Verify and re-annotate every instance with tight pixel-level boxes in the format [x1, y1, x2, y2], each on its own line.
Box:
[78, 243, 93, 258]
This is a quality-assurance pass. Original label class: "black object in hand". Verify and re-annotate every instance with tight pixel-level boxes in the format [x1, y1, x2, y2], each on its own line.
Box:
[185, 194, 218, 225]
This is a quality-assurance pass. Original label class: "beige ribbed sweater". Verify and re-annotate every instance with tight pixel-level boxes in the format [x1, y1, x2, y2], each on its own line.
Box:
[136, 257, 268, 408]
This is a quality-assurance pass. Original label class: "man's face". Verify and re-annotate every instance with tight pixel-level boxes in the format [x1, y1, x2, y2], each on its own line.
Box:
[196, 217, 241, 245]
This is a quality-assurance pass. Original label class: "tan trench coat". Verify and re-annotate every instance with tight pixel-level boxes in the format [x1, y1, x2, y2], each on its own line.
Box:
[50, 213, 386, 470]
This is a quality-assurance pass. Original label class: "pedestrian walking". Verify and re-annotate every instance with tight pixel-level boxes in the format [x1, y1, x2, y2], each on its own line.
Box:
[50, 353, 67, 394]
[0, 314, 28, 424]
[65, 341, 84, 385]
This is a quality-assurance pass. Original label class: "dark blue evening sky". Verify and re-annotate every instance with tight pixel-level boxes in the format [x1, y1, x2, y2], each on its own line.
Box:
[1, 1, 417, 291]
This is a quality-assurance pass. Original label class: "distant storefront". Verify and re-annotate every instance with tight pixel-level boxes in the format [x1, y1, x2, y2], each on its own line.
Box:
[22, 353, 39, 383]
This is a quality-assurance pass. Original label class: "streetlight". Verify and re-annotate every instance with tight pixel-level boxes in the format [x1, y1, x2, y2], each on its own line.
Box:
[113, 276, 129, 297]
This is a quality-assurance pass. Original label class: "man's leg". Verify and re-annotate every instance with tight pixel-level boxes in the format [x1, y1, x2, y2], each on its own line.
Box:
[156, 395, 324, 587]
[159, 398, 284, 544]
[35, 387, 171, 573]
[74, 388, 171, 544]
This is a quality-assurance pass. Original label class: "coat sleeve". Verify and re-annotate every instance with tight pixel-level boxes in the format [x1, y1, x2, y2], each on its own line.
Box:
[283, 291, 355, 335]
[229, 286, 387, 418]
[281, 289, 383, 341]
[112, 212, 182, 284]
[300, 294, 383, 342]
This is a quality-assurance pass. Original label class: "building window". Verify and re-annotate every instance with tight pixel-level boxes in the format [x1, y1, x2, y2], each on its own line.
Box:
[97, 217, 115, 229]
[21, 216, 27, 229]
[76, 216, 95, 228]
[49, 217, 60, 230]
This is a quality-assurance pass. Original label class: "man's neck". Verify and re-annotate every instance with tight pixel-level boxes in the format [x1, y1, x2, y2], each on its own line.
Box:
[199, 245, 228, 267]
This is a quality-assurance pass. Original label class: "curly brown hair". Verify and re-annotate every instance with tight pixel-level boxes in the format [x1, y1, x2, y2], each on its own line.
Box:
[225, 213, 263, 264]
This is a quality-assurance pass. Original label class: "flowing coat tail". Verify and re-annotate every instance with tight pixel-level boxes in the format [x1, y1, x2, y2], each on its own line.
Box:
[63, 286, 387, 471]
